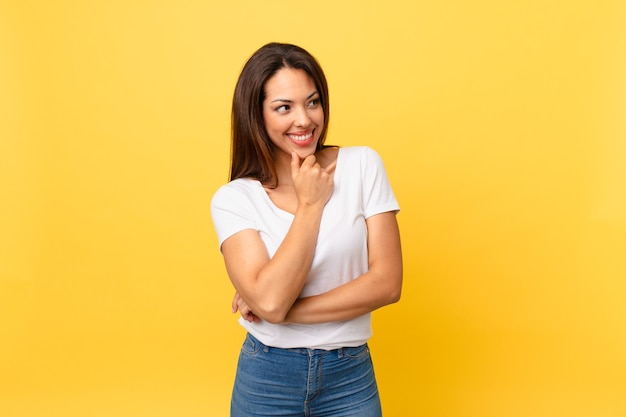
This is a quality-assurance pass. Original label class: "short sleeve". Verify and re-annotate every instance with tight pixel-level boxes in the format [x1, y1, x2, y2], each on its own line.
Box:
[210, 182, 258, 249]
[361, 147, 400, 218]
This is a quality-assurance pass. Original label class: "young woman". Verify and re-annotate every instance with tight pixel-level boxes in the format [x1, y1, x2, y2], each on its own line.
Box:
[211, 42, 403, 417]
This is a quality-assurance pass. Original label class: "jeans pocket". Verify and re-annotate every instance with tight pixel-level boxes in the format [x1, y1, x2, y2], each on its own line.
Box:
[342, 344, 370, 359]
[241, 333, 264, 356]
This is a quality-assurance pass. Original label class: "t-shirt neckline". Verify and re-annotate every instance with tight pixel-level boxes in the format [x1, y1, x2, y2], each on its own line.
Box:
[255, 147, 344, 217]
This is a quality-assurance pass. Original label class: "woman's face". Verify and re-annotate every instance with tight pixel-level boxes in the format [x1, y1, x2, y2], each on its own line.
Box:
[262, 68, 324, 161]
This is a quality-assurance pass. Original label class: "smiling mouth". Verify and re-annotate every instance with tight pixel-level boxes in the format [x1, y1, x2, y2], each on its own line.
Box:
[287, 131, 314, 141]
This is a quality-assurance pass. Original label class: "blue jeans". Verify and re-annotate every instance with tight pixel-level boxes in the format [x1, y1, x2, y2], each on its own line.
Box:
[231, 333, 382, 417]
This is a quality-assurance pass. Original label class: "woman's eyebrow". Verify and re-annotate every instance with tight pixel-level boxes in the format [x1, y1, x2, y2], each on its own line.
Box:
[271, 91, 319, 103]
[271, 98, 293, 103]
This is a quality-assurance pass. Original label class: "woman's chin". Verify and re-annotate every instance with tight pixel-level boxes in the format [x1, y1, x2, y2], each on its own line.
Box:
[293, 148, 316, 160]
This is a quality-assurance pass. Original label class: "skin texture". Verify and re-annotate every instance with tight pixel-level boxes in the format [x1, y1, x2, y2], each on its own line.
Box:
[223, 68, 402, 324]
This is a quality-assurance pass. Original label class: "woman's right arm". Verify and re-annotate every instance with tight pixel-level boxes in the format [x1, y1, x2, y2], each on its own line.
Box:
[221, 153, 333, 324]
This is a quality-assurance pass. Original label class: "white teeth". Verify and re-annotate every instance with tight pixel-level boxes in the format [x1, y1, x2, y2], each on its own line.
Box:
[288, 133, 312, 141]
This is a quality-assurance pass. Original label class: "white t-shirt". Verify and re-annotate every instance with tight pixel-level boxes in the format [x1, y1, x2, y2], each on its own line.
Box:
[210, 146, 399, 349]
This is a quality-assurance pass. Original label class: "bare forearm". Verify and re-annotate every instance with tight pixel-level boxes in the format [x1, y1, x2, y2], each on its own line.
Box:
[223, 153, 335, 324]
[248, 205, 324, 321]
[282, 270, 402, 324]
[282, 212, 403, 325]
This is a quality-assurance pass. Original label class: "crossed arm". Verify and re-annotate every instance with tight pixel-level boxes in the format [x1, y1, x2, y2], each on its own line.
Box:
[221, 151, 402, 325]
[225, 210, 402, 325]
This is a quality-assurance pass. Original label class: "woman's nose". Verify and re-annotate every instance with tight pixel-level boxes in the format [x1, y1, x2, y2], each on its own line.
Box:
[293, 107, 311, 127]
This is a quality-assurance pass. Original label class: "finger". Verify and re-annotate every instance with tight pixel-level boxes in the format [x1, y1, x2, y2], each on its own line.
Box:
[232, 293, 240, 313]
[290, 152, 301, 179]
[240, 304, 256, 322]
[246, 310, 261, 323]
[300, 154, 317, 169]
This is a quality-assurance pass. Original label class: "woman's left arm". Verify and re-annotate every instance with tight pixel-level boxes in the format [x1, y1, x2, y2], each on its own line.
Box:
[281, 211, 402, 324]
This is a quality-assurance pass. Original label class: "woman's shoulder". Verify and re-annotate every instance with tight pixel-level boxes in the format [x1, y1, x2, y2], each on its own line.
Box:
[211, 178, 261, 205]
[221, 177, 259, 191]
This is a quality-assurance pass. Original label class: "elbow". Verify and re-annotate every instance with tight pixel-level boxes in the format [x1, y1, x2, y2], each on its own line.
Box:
[261, 311, 287, 324]
[386, 273, 403, 305]
[391, 289, 402, 304]
[254, 303, 289, 324]
[387, 285, 402, 305]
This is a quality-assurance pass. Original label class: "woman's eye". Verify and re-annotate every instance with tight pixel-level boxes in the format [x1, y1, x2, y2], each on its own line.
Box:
[276, 105, 290, 113]
[307, 99, 320, 108]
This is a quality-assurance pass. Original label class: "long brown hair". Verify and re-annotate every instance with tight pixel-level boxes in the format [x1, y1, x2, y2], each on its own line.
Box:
[229, 43, 330, 186]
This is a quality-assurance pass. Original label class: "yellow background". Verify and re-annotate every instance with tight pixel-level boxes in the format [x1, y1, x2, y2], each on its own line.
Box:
[1, 1, 625, 416]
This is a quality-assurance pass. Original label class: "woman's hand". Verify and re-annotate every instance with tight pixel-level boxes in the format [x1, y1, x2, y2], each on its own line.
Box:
[232, 292, 261, 323]
[291, 152, 334, 209]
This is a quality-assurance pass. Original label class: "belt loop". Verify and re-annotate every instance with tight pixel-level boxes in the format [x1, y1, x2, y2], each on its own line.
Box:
[337, 348, 344, 359]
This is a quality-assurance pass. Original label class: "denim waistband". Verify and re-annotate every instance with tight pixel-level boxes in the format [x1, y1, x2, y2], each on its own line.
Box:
[245, 332, 368, 358]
